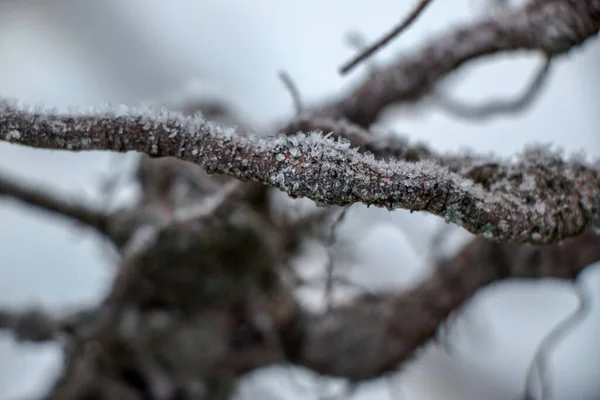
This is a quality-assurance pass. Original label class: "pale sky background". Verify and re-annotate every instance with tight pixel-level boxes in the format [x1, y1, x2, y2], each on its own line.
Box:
[0, 1, 599, 399]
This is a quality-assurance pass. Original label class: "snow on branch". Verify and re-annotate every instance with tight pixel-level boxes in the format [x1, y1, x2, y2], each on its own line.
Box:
[1, 101, 598, 244]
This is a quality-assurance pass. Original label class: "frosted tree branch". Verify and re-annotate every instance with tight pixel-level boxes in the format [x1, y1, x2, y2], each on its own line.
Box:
[1, 101, 598, 244]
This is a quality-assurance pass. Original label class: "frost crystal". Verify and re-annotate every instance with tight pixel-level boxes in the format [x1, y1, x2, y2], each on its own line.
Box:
[1, 97, 596, 244]
[519, 174, 536, 192]
[534, 201, 547, 215]
[5, 130, 21, 140]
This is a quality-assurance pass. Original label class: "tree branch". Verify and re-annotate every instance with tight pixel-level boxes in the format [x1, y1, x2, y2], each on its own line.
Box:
[1, 101, 598, 244]
[433, 55, 553, 120]
[0, 308, 59, 342]
[287, 231, 600, 380]
[339, 0, 435, 75]
[319, 0, 600, 126]
[0, 171, 109, 234]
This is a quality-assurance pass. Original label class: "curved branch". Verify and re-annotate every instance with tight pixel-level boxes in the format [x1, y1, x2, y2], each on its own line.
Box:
[523, 285, 591, 400]
[288, 231, 600, 381]
[321, 0, 600, 126]
[1, 101, 598, 244]
[433, 55, 553, 121]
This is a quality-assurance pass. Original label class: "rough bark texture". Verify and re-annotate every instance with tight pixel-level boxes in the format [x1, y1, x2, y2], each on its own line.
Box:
[1, 101, 599, 244]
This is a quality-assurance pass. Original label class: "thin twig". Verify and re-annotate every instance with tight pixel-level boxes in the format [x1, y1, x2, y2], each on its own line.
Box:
[324, 207, 350, 311]
[279, 70, 304, 115]
[434, 55, 553, 120]
[344, 31, 378, 75]
[523, 284, 591, 400]
[339, 0, 435, 75]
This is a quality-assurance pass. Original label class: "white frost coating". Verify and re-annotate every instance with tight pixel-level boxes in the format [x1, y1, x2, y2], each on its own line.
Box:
[519, 174, 536, 192]
[5, 130, 21, 140]
[534, 201, 547, 214]
[1, 98, 595, 242]
[1, 99, 210, 139]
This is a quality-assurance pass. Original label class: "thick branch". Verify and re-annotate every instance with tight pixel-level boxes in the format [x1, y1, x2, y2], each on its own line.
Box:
[1, 102, 598, 244]
[289, 231, 600, 380]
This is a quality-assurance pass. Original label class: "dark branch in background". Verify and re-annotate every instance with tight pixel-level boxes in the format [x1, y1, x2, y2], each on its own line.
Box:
[0, 308, 60, 343]
[278, 70, 304, 115]
[292, 231, 600, 381]
[523, 285, 591, 400]
[2, 164, 599, 388]
[0, 172, 109, 235]
[339, 0, 434, 75]
[433, 55, 553, 120]
[318, 0, 600, 127]
[1, 101, 598, 244]
[344, 30, 380, 75]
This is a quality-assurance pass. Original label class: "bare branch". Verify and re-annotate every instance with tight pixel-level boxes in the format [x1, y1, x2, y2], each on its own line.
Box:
[0, 171, 109, 234]
[321, 0, 600, 126]
[279, 70, 304, 115]
[344, 30, 380, 75]
[288, 232, 600, 381]
[434, 55, 553, 120]
[1, 101, 598, 244]
[324, 207, 350, 311]
[0, 308, 59, 342]
[523, 284, 591, 400]
[339, 0, 434, 75]
[111, 179, 245, 302]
